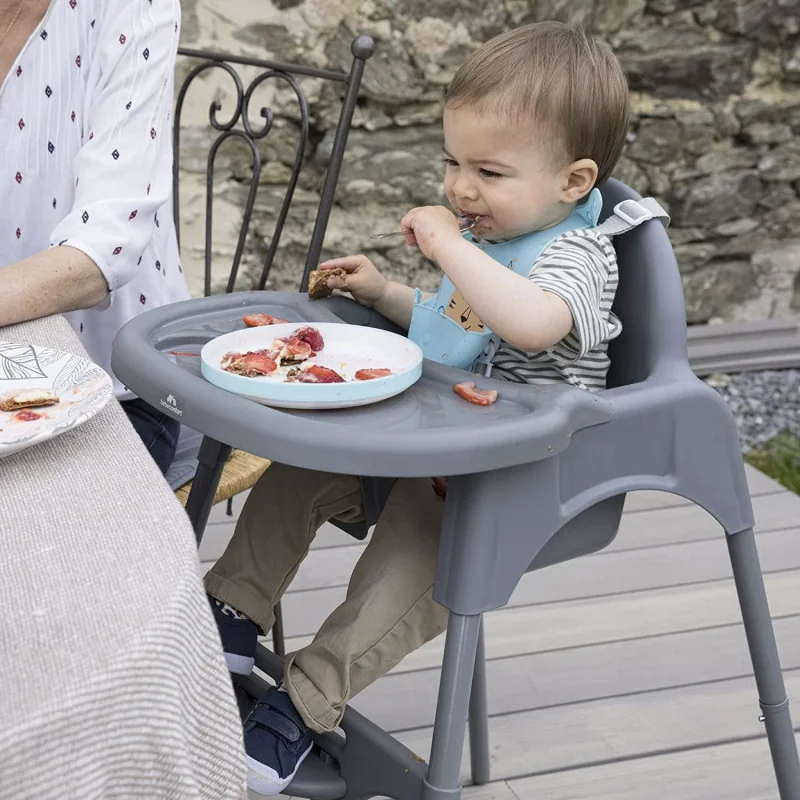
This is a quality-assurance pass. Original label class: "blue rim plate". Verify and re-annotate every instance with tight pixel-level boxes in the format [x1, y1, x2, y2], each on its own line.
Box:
[200, 322, 423, 409]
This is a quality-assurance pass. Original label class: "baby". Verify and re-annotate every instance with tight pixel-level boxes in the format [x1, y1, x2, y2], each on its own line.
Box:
[207, 21, 631, 795]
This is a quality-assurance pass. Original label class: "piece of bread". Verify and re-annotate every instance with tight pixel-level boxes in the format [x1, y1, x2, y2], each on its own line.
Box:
[307, 268, 344, 299]
[0, 388, 60, 412]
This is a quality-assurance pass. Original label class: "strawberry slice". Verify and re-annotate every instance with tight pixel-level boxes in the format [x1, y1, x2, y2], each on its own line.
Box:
[280, 338, 314, 365]
[290, 364, 345, 384]
[220, 351, 242, 370]
[221, 350, 278, 376]
[355, 368, 392, 381]
[291, 326, 325, 352]
[242, 313, 289, 327]
[453, 381, 498, 406]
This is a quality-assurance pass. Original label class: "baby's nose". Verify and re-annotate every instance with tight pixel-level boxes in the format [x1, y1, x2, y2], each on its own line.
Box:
[453, 176, 479, 200]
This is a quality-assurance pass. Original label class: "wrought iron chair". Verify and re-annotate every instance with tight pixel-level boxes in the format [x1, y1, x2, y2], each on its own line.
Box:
[170, 36, 376, 656]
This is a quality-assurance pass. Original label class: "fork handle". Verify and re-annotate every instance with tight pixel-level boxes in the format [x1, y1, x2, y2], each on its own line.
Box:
[369, 231, 408, 240]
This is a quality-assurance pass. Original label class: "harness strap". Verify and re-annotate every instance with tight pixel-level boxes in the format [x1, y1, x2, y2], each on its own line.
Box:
[593, 197, 670, 238]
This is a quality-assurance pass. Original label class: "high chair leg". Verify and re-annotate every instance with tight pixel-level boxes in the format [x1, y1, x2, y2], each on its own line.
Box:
[185, 436, 231, 545]
[727, 528, 800, 800]
[423, 612, 482, 800]
[468, 619, 490, 785]
[272, 601, 286, 657]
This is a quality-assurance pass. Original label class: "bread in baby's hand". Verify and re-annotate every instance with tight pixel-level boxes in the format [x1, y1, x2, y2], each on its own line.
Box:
[308, 268, 344, 299]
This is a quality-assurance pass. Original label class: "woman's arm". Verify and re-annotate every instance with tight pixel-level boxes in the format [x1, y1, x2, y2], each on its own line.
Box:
[0, 248, 108, 328]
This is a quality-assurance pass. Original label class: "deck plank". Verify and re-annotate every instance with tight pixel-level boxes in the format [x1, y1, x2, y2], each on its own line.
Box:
[506, 734, 800, 800]
[393, 671, 800, 783]
[349, 615, 800, 733]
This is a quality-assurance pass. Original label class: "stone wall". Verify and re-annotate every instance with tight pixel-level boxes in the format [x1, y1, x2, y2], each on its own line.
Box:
[177, 0, 800, 323]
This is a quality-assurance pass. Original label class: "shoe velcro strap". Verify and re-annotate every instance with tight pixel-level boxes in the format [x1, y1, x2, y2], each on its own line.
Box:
[246, 702, 304, 743]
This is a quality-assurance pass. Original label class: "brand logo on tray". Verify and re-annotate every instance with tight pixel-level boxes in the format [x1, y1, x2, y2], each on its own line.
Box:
[160, 394, 183, 416]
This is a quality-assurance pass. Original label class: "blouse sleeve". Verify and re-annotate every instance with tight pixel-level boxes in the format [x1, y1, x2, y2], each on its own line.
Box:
[50, 0, 181, 295]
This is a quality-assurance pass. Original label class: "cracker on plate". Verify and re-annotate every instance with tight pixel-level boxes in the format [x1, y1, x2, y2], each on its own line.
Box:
[0, 388, 60, 412]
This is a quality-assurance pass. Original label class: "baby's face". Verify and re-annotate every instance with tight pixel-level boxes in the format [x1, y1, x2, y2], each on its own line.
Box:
[442, 104, 571, 241]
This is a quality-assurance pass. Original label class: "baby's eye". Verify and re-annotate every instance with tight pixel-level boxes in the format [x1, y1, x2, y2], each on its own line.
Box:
[442, 157, 458, 168]
[479, 168, 503, 179]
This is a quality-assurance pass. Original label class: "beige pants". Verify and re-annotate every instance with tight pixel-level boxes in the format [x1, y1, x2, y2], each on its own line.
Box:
[204, 464, 449, 733]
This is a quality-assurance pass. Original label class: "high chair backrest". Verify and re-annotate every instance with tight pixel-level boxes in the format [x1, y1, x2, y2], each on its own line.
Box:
[528, 180, 691, 573]
[602, 179, 690, 388]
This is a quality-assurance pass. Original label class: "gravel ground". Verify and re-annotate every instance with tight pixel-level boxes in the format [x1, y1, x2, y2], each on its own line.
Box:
[706, 369, 800, 453]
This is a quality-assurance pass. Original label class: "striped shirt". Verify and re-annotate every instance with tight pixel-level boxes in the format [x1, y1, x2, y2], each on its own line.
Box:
[489, 228, 620, 391]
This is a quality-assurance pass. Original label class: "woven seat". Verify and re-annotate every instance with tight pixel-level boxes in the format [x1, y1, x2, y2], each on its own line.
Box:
[174, 450, 271, 508]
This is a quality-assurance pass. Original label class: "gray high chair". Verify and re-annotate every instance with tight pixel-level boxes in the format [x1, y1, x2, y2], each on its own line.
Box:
[112, 179, 800, 799]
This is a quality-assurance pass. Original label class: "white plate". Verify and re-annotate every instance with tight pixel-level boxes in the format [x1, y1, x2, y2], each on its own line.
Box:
[0, 341, 113, 458]
[201, 322, 423, 409]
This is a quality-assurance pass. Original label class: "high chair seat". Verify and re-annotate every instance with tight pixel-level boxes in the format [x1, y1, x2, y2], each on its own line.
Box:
[173, 449, 270, 508]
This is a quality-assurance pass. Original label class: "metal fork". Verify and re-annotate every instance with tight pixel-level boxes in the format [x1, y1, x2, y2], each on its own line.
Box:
[370, 215, 484, 240]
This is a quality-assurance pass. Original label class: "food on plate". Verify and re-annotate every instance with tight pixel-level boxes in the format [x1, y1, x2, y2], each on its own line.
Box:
[292, 326, 325, 352]
[0, 388, 60, 412]
[453, 381, 498, 406]
[243, 313, 290, 327]
[220, 350, 278, 377]
[276, 337, 314, 365]
[219, 326, 328, 375]
[276, 326, 325, 366]
[13, 409, 46, 422]
[286, 364, 345, 384]
[354, 368, 392, 381]
[307, 268, 345, 299]
[167, 350, 200, 357]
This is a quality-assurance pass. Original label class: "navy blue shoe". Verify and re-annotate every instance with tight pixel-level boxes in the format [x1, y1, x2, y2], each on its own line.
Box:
[245, 686, 314, 795]
[208, 595, 258, 675]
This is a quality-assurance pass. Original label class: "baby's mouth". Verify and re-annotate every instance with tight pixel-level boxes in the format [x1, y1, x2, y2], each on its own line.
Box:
[457, 213, 489, 231]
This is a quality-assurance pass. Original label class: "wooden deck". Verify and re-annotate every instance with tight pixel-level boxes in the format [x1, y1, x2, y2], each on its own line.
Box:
[199, 465, 800, 800]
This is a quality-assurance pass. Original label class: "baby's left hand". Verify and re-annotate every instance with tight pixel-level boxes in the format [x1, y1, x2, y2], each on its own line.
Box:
[401, 206, 462, 262]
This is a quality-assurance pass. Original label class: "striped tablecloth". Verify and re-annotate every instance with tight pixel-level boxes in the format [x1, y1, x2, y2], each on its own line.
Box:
[0, 315, 246, 799]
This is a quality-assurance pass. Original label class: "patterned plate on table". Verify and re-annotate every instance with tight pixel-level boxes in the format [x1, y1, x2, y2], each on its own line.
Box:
[0, 341, 113, 459]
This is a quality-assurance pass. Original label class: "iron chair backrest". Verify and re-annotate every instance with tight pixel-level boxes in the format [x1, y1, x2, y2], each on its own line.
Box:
[602, 178, 691, 387]
[171, 36, 375, 297]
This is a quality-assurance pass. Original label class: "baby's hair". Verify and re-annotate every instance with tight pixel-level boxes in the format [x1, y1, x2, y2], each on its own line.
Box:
[446, 21, 629, 188]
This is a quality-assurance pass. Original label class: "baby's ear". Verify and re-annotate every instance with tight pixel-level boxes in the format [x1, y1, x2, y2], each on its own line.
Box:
[562, 158, 598, 203]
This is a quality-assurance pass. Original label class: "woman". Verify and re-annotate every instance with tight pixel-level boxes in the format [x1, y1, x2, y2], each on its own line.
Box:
[0, 0, 187, 472]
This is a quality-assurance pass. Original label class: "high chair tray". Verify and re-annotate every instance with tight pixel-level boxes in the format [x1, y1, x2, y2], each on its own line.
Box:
[112, 292, 613, 477]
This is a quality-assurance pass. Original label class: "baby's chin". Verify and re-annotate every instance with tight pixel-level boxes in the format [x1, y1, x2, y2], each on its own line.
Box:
[471, 218, 510, 240]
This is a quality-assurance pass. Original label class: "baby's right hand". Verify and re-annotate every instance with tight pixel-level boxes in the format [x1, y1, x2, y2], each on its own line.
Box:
[319, 255, 389, 308]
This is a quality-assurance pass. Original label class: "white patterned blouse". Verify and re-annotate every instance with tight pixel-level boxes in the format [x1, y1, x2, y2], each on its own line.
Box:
[0, 0, 188, 399]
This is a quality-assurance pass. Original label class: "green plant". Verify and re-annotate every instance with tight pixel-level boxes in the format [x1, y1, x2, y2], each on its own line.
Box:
[746, 432, 800, 495]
